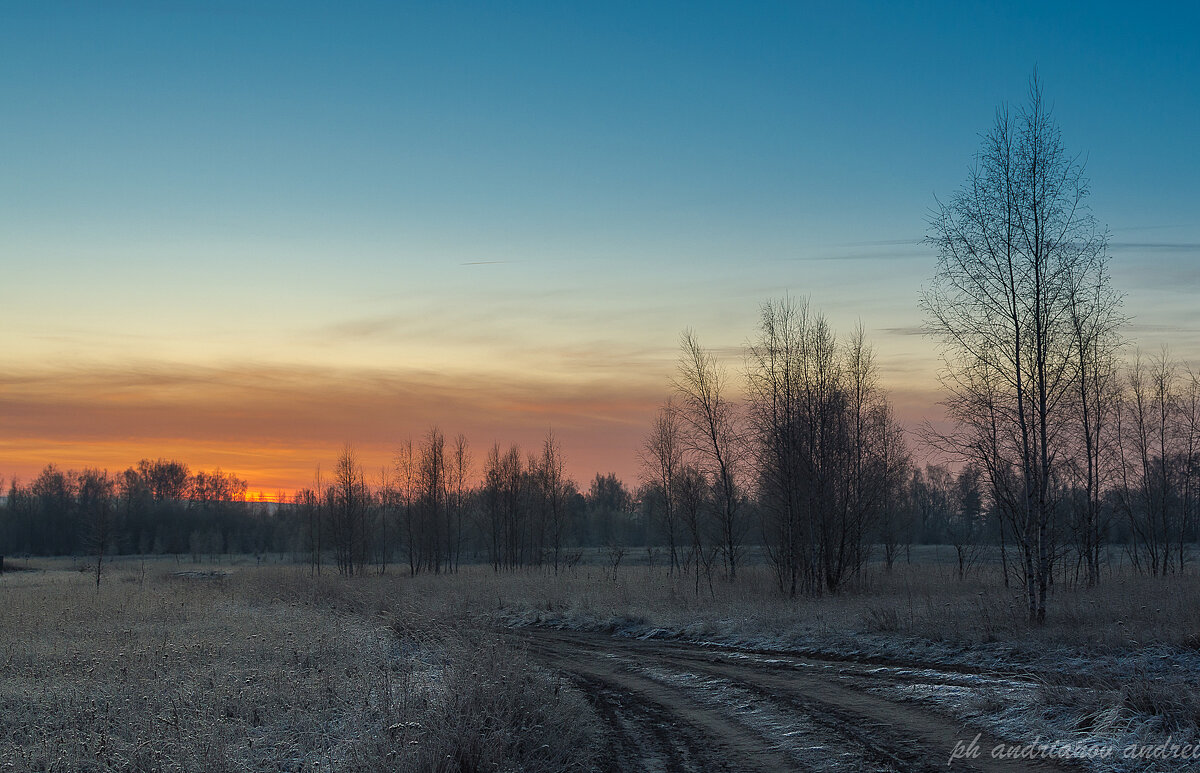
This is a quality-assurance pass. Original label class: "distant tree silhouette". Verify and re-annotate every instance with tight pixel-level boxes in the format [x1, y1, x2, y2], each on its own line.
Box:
[640, 399, 684, 574]
[79, 469, 116, 587]
[747, 298, 906, 595]
[675, 330, 745, 580]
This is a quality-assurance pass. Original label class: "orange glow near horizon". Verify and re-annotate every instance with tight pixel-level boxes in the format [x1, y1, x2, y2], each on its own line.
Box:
[0, 361, 669, 495]
[0, 436, 658, 499]
[0, 359, 946, 497]
[243, 490, 283, 504]
[0, 436, 657, 499]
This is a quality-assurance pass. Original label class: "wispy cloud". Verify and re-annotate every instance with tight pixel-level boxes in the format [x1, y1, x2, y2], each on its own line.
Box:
[881, 325, 927, 337]
[838, 238, 923, 247]
[782, 237, 928, 263]
[0, 362, 668, 490]
[786, 251, 925, 262]
[1110, 241, 1200, 253]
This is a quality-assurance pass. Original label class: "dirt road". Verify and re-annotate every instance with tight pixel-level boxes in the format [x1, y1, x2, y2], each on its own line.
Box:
[518, 628, 1078, 773]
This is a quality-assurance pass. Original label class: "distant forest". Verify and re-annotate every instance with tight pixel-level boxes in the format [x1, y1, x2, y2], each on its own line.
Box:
[1, 450, 986, 565]
[1, 407, 1195, 587]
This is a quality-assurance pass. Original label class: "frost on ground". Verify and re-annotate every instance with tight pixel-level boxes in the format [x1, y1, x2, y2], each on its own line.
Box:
[630, 661, 888, 771]
[0, 565, 600, 773]
[502, 604, 1200, 772]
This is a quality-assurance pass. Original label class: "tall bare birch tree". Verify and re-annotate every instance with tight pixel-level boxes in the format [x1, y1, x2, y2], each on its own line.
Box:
[447, 433, 471, 572]
[331, 445, 369, 576]
[922, 75, 1116, 623]
[1063, 261, 1123, 586]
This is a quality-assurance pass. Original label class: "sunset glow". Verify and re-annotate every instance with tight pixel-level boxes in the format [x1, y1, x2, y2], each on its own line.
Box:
[2, 2, 1197, 496]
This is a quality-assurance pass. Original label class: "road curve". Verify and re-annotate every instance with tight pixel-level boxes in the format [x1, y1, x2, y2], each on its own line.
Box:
[517, 628, 1080, 773]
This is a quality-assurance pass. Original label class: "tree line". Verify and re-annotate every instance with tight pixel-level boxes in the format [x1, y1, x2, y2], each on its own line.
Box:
[290, 434, 652, 577]
[0, 460, 267, 558]
[638, 305, 911, 597]
[0, 448, 664, 579]
[0, 460, 289, 585]
[0, 444, 1056, 587]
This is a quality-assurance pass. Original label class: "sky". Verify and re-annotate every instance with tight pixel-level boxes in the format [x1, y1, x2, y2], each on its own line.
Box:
[2, 1, 1198, 496]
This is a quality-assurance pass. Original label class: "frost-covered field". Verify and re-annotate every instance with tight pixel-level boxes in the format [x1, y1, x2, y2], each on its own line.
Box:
[0, 560, 595, 773]
[3, 554, 1196, 771]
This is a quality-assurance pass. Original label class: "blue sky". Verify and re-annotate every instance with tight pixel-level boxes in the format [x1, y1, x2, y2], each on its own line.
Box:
[2, 1, 1197, 489]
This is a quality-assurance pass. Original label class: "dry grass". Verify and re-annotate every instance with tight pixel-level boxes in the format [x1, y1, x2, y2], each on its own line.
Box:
[415, 550, 1200, 655]
[0, 560, 597, 773]
[4, 551, 1198, 770]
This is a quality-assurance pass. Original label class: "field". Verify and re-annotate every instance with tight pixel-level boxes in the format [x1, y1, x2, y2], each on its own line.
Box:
[2, 552, 1199, 771]
[0, 558, 596, 773]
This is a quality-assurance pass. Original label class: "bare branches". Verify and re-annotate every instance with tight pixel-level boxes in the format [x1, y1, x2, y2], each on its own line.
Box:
[747, 297, 906, 595]
[639, 399, 684, 574]
[674, 330, 745, 580]
[922, 75, 1120, 622]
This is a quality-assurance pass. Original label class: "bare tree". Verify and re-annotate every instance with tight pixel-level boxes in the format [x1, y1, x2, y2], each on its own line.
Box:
[1115, 350, 1192, 575]
[875, 402, 913, 572]
[539, 430, 570, 573]
[842, 324, 887, 580]
[746, 298, 813, 596]
[417, 427, 448, 574]
[674, 463, 711, 595]
[394, 438, 418, 575]
[374, 466, 393, 573]
[675, 330, 744, 580]
[747, 299, 903, 595]
[482, 443, 527, 570]
[1061, 190, 1125, 587]
[948, 464, 986, 580]
[330, 445, 369, 576]
[639, 399, 684, 574]
[79, 469, 116, 587]
[447, 433, 472, 572]
[921, 75, 1116, 624]
[300, 466, 324, 575]
[481, 443, 503, 570]
[1180, 369, 1200, 570]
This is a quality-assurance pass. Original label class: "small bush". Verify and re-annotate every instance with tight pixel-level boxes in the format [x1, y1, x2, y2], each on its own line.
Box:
[392, 632, 597, 772]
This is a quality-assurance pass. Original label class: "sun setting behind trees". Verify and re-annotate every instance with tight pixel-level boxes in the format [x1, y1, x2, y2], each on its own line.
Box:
[3, 3, 1200, 770]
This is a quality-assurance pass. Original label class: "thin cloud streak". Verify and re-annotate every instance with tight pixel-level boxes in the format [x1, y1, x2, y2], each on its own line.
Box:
[0, 362, 666, 491]
[881, 325, 927, 337]
[1109, 242, 1200, 252]
[838, 238, 923, 247]
[0, 355, 947, 494]
[785, 252, 926, 262]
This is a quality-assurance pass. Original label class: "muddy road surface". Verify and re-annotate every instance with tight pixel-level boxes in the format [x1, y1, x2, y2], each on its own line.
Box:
[518, 628, 1077, 773]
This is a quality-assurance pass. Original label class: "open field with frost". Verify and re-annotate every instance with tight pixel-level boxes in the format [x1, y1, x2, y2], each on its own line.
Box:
[2, 553, 1198, 771]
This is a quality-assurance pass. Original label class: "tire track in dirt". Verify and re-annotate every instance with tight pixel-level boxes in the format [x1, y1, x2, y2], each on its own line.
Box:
[520, 629, 1081, 773]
